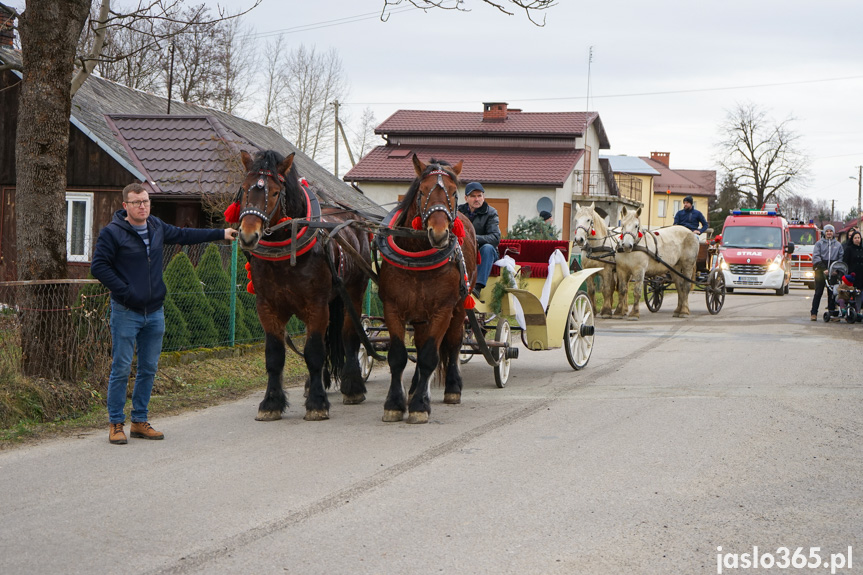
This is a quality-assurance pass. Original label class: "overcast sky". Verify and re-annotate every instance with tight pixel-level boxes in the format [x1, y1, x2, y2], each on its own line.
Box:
[18, 0, 863, 212]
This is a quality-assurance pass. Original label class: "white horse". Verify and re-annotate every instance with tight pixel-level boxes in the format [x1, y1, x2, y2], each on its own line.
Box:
[614, 206, 699, 320]
[572, 202, 624, 318]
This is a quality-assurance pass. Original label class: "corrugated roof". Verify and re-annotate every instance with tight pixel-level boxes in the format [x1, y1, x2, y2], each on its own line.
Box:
[106, 115, 255, 196]
[0, 46, 384, 216]
[376, 109, 611, 148]
[344, 145, 584, 187]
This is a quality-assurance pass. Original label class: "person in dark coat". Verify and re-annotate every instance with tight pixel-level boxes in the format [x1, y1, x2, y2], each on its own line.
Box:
[457, 182, 500, 299]
[673, 195, 708, 235]
[810, 224, 843, 320]
[91, 183, 237, 445]
[842, 229, 863, 289]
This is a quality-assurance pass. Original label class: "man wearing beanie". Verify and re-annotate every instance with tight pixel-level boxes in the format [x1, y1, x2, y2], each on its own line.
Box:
[810, 224, 843, 320]
[458, 182, 500, 300]
[673, 195, 708, 236]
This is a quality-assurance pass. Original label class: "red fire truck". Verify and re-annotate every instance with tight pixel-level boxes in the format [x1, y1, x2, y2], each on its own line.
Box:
[717, 206, 794, 295]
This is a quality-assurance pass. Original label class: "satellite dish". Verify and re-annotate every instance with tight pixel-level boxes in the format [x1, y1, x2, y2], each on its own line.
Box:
[536, 196, 553, 216]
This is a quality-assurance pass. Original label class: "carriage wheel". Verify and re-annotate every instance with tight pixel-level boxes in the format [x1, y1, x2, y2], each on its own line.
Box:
[460, 326, 476, 364]
[564, 292, 595, 371]
[492, 318, 512, 388]
[358, 318, 375, 382]
[644, 278, 665, 313]
[705, 269, 726, 315]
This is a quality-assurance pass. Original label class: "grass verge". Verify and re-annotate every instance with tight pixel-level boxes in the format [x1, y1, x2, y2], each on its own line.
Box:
[0, 347, 308, 450]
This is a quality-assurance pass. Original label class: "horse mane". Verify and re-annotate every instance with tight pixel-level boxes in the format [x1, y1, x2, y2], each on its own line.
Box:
[393, 158, 459, 227]
[250, 150, 306, 217]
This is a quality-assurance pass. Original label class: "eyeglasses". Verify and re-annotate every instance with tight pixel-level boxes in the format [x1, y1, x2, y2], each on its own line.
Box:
[125, 200, 150, 208]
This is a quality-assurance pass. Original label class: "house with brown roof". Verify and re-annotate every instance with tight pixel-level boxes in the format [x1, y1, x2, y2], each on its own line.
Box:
[344, 102, 637, 240]
[0, 41, 382, 281]
[638, 152, 716, 230]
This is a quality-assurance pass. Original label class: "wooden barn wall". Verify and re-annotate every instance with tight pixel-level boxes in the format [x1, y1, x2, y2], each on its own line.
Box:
[67, 126, 133, 188]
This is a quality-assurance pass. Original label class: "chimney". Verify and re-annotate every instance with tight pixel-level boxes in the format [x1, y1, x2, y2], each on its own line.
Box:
[482, 102, 508, 122]
[0, 4, 14, 47]
[650, 151, 670, 167]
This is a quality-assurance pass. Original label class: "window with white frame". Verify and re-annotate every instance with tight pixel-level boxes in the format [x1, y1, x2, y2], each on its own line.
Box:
[66, 192, 94, 262]
[673, 200, 682, 214]
[657, 199, 666, 218]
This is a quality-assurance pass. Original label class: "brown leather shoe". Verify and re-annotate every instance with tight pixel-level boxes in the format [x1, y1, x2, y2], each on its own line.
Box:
[810, 314, 817, 321]
[109, 423, 127, 445]
[130, 421, 164, 440]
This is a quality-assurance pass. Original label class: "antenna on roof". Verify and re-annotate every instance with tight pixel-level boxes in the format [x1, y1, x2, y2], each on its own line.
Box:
[586, 46, 594, 111]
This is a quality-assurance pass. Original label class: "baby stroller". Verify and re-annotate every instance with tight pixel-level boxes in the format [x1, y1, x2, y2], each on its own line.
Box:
[825, 261, 862, 323]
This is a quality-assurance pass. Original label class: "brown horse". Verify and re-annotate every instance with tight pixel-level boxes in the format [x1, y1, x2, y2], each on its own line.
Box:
[235, 149, 370, 421]
[376, 156, 477, 424]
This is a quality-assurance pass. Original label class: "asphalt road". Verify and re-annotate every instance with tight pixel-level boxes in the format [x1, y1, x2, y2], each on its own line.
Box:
[1, 286, 861, 575]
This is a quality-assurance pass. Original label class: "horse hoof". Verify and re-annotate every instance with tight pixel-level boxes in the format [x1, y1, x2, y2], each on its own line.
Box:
[382, 410, 405, 423]
[255, 410, 282, 422]
[600, 313, 612, 319]
[406, 412, 429, 424]
[303, 409, 329, 421]
[626, 315, 639, 321]
[443, 393, 461, 404]
[677, 313, 689, 318]
[342, 393, 366, 405]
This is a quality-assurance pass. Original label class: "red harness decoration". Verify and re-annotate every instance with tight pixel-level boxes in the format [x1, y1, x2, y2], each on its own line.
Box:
[410, 215, 465, 245]
[250, 187, 317, 262]
[224, 201, 241, 224]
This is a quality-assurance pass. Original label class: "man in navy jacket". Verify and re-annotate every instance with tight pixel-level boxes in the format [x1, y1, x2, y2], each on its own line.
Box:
[91, 183, 237, 445]
[673, 195, 708, 235]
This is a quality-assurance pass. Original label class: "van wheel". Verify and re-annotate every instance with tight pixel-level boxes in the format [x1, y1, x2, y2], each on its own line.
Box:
[775, 287, 784, 296]
[784, 283, 789, 294]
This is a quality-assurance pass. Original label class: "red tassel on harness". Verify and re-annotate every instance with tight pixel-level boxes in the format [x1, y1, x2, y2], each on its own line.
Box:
[246, 281, 255, 295]
[619, 234, 624, 240]
[224, 202, 241, 223]
[654, 231, 660, 236]
[411, 216, 423, 230]
[591, 230, 596, 236]
[638, 232, 643, 238]
[464, 294, 476, 309]
[245, 262, 251, 271]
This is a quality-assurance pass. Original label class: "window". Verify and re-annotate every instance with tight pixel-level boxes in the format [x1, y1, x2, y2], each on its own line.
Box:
[66, 192, 94, 262]
[657, 199, 666, 218]
[673, 200, 681, 213]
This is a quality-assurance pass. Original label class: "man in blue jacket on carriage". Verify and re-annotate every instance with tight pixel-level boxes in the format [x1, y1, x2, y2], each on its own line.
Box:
[673, 195, 708, 236]
[91, 183, 237, 445]
[457, 182, 501, 300]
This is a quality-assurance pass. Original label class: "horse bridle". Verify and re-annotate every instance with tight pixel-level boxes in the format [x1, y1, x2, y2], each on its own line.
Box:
[415, 168, 458, 228]
[237, 170, 287, 235]
[618, 219, 644, 248]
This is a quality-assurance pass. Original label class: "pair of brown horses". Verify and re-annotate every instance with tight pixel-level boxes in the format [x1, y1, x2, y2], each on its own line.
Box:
[236, 149, 477, 424]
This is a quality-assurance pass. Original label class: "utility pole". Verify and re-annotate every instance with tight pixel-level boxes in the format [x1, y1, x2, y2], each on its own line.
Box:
[166, 41, 175, 114]
[856, 165, 862, 230]
[333, 99, 340, 177]
[831, 199, 835, 222]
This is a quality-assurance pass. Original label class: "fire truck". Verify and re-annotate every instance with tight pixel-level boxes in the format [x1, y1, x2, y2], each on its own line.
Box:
[787, 220, 820, 289]
[717, 205, 794, 295]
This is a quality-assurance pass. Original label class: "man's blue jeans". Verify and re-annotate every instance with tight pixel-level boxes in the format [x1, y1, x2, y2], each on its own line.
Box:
[476, 243, 498, 288]
[107, 302, 165, 424]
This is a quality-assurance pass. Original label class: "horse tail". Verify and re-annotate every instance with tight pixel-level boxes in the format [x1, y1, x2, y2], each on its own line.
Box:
[324, 295, 346, 388]
[435, 350, 450, 389]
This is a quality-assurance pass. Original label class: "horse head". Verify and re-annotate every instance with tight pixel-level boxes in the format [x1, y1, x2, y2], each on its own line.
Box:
[617, 206, 644, 253]
[410, 155, 463, 249]
[573, 201, 599, 248]
[236, 150, 302, 250]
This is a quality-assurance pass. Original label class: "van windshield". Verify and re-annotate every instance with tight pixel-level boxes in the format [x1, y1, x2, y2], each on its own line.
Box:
[789, 228, 816, 245]
[722, 226, 783, 249]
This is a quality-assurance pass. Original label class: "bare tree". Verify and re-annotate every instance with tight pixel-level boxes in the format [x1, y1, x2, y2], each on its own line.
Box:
[211, 14, 254, 114]
[352, 107, 384, 158]
[716, 102, 809, 210]
[273, 44, 348, 163]
[381, 0, 557, 26]
[164, 5, 220, 106]
[259, 34, 287, 127]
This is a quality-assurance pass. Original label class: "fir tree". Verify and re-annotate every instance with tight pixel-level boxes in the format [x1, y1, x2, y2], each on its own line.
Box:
[163, 251, 218, 348]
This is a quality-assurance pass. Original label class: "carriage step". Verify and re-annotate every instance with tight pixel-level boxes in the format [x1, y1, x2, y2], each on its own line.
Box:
[580, 325, 595, 337]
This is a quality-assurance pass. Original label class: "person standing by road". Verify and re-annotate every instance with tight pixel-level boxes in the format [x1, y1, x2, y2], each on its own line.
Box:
[842, 229, 863, 289]
[673, 195, 708, 236]
[457, 182, 501, 299]
[91, 183, 237, 445]
[810, 224, 843, 321]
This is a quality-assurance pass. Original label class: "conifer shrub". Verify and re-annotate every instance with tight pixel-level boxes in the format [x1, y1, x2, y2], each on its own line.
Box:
[163, 251, 217, 348]
[196, 244, 251, 345]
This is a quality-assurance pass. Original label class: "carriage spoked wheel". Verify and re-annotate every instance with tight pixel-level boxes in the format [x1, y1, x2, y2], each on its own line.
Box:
[643, 276, 666, 313]
[460, 327, 476, 364]
[705, 268, 726, 315]
[492, 318, 512, 388]
[358, 317, 375, 382]
[564, 292, 595, 370]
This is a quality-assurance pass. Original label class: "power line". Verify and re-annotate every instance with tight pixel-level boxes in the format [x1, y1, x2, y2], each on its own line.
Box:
[247, 6, 418, 39]
[344, 74, 863, 106]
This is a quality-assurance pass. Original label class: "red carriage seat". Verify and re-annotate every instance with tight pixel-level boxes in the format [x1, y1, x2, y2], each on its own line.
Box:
[489, 239, 571, 279]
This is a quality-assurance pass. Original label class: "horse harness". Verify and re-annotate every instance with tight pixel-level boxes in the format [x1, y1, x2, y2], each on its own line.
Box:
[415, 168, 459, 227]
